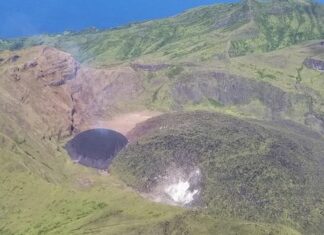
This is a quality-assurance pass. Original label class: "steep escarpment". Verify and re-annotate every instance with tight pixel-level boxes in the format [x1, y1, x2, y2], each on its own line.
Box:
[36, 47, 80, 86]
[0, 46, 144, 141]
[70, 66, 144, 131]
[172, 72, 292, 115]
[169, 71, 324, 135]
[113, 111, 324, 235]
[0, 46, 79, 140]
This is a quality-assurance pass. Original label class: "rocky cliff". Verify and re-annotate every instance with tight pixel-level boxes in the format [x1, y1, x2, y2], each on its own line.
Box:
[0, 46, 143, 142]
[304, 58, 324, 71]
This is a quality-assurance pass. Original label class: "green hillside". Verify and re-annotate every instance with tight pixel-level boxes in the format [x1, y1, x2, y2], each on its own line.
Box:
[0, 116, 302, 235]
[0, 0, 323, 65]
[0, 0, 323, 234]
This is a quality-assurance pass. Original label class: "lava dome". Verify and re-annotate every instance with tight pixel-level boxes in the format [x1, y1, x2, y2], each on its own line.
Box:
[65, 129, 128, 169]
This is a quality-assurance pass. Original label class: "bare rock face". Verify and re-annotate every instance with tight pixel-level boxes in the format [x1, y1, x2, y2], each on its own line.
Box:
[0, 46, 79, 140]
[6, 55, 20, 63]
[0, 46, 143, 141]
[36, 47, 80, 86]
[4, 46, 80, 85]
[69, 66, 144, 131]
[303, 58, 324, 72]
[172, 72, 291, 117]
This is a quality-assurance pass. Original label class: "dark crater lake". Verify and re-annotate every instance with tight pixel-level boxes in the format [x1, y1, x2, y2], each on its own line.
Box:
[65, 129, 128, 169]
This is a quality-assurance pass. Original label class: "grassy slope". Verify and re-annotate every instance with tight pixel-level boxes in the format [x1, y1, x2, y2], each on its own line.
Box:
[0, 129, 302, 235]
[0, 48, 304, 233]
[136, 40, 323, 134]
[0, 51, 307, 235]
[228, 0, 324, 56]
[0, 0, 323, 65]
[0, 1, 323, 234]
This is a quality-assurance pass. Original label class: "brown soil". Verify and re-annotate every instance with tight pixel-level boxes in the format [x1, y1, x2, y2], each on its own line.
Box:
[89, 111, 162, 136]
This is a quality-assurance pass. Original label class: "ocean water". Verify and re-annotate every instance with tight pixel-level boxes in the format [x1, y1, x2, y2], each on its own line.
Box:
[0, 0, 238, 38]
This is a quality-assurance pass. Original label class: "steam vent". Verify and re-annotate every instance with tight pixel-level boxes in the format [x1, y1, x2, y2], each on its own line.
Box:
[65, 129, 128, 169]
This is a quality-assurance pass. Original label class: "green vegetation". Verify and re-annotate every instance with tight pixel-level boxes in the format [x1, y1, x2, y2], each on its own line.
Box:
[0, 0, 324, 234]
[166, 65, 184, 78]
[0, 136, 303, 235]
[0, 1, 323, 64]
[257, 69, 277, 80]
[296, 65, 304, 83]
[113, 111, 324, 235]
[229, 0, 324, 57]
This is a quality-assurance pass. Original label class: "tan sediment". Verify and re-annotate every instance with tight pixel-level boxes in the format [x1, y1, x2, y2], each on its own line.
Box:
[90, 111, 162, 136]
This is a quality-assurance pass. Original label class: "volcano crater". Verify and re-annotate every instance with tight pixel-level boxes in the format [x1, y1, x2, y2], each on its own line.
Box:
[65, 129, 128, 170]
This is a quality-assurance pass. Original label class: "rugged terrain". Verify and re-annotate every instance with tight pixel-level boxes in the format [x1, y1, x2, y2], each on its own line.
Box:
[114, 111, 324, 234]
[0, 0, 323, 234]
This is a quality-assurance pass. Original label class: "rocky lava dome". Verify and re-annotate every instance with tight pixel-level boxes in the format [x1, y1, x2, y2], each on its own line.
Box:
[65, 129, 128, 170]
[113, 111, 324, 234]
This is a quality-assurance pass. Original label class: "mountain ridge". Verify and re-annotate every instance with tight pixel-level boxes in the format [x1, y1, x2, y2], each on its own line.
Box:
[0, 1, 323, 234]
[0, 0, 323, 65]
